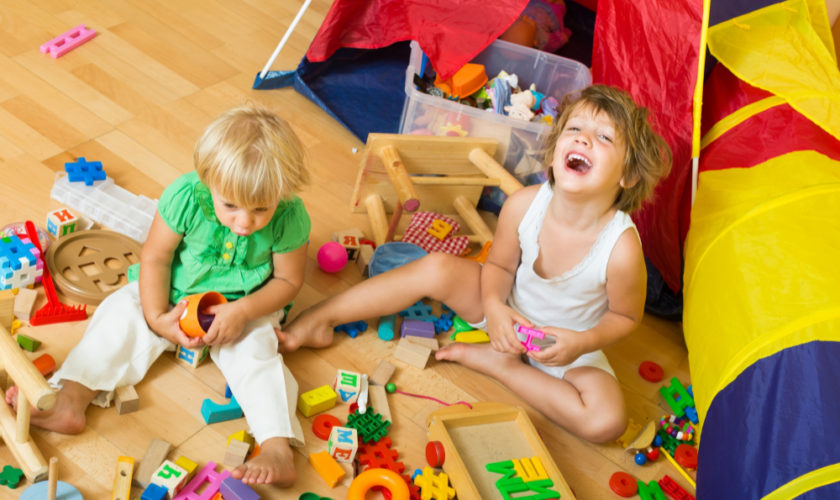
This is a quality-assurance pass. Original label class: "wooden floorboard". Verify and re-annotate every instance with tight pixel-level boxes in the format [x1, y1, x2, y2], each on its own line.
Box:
[0, 2, 691, 497]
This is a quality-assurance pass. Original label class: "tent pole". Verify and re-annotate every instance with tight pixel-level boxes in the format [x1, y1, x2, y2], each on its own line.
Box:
[258, 0, 314, 80]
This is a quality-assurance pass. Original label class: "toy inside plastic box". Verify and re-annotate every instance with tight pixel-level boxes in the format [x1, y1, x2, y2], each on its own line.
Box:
[399, 39, 591, 209]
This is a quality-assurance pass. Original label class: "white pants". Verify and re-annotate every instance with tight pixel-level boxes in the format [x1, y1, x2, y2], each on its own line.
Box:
[50, 281, 304, 446]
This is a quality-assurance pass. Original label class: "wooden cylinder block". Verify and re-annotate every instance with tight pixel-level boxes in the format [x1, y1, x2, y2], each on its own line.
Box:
[365, 194, 390, 247]
[453, 195, 494, 245]
[468, 148, 524, 195]
[378, 145, 420, 212]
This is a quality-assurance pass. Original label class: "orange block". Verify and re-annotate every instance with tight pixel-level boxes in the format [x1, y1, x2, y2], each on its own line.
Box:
[434, 63, 487, 98]
[309, 450, 345, 487]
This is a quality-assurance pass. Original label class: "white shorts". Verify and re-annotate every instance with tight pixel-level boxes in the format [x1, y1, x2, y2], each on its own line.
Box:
[467, 318, 616, 379]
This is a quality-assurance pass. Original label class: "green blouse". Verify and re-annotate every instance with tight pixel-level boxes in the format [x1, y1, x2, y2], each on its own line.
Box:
[159, 172, 310, 304]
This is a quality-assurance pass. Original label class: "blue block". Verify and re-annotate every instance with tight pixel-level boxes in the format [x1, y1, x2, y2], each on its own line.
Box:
[220, 476, 259, 500]
[201, 394, 243, 424]
[398, 300, 435, 322]
[401, 319, 436, 338]
[141, 483, 168, 500]
[334, 320, 368, 338]
[65, 157, 106, 185]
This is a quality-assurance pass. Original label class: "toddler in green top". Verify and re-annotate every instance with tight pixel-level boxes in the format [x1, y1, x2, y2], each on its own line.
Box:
[8, 105, 312, 486]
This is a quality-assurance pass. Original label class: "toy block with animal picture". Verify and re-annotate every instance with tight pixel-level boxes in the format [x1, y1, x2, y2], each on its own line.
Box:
[331, 228, 366, 260]
[426, 402, 575, 499]
[350, 134, 523, 248]
[46, 208, 79, 238]
[327, 425, 359, 463]
[333, 368, 362, 404]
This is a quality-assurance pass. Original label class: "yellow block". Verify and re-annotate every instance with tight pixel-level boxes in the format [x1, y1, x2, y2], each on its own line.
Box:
[298, 385, 337, 417]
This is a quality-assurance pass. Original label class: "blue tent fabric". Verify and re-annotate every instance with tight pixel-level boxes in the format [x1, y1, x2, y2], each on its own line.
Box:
[253, 42, 411, 142]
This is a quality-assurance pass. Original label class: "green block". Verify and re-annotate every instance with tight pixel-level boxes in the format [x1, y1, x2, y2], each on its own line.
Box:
[16, 334, 41, 352]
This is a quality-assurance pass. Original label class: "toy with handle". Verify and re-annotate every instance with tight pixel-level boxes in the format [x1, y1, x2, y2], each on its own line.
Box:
[24, 221, 87, 325]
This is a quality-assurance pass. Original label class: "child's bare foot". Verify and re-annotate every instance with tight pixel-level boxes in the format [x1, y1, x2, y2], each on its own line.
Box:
[231, 437, 296, 486]
[435, 343, 523, 377]
[5, 382, 92, 435]
[276, 307, 335, 351]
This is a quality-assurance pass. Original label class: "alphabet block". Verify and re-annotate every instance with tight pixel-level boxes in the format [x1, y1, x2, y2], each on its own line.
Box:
[150, 460, 189, 499]
[333, 369, 362, 404]
[327, 426, 358, 463]
[46, 208, 79, 238]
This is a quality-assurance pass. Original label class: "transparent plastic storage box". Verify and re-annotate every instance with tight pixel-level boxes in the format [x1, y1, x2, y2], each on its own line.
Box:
[399, 39, 591, 185]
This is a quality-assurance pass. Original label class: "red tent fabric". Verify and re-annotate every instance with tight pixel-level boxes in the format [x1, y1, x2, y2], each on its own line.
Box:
[591, 0, 703, 292]
[306, 0, 529, 80]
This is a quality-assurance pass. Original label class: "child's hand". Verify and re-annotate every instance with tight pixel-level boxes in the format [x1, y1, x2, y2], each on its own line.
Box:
[150, 300, 204, 349]
[485, 302, 530, 354]
[526, 327, 583, 366]
[201, 301, 247, 346]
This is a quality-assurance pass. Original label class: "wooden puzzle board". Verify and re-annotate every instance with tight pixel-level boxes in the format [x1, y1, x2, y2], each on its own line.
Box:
[427, 402, 575, 499]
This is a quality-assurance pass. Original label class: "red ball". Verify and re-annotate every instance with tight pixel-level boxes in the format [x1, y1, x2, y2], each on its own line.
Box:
[317, 241, 348, 273]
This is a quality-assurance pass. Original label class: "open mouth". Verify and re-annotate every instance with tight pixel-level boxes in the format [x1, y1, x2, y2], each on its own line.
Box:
[565, 153, 592, 174]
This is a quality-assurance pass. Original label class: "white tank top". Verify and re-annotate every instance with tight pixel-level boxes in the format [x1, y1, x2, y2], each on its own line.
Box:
[508, 182, 638, 331]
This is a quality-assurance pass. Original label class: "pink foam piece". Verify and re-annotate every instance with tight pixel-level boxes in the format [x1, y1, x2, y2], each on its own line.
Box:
[40, 24, 97, 58]
[172, 462, 230, 500]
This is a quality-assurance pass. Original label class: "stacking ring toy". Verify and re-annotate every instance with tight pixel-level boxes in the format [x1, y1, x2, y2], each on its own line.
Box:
[347, 468, 408, 500]
[179, 291, 227, 337]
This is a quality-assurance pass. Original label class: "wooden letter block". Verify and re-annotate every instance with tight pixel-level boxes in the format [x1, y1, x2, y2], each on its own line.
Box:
[393, 337, 432, 369]
[150, 460, 188, 499]
[331, 228, 365, 260]
[46, 207, 79, 238]
[333, 369, 361, 404]
[115, 385, 139, 414]
[298, 385, 337, 417]
[327, 426, 358, 463]
[175, 345, 208, 368]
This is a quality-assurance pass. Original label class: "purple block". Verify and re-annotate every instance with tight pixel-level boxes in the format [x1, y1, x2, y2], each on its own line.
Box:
[220, 476, 259, 500]
[400, 319, 436, 339]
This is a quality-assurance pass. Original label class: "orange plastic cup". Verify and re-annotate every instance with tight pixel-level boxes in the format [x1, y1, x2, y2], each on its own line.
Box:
[179, 291, 227, 337]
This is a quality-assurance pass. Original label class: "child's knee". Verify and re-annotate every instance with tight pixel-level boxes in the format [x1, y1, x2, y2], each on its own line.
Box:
[579, 412, 627, 443]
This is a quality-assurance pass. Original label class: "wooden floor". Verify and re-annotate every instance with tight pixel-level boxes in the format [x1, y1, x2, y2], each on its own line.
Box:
[0, 1, 692, 498]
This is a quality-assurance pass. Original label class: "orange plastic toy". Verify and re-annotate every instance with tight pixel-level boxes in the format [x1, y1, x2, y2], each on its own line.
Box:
[434, 63, 487, 98]
[347, 468, 409, 500]
[179, 291, 227, 337]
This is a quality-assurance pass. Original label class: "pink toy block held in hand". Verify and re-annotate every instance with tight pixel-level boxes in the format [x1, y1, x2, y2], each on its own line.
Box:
[40, 24, 97, 58]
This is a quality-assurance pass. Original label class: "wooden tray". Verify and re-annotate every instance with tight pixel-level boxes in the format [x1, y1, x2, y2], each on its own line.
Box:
[426, 402, 575, 499]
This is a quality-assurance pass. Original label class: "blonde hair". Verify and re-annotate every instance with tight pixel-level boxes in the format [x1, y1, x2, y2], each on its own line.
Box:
[542, 85, 672, 213]
[194, 105, 310, 208]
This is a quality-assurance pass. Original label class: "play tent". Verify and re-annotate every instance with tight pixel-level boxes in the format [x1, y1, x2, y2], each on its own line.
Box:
[257, 0, 840, 496]
[597, 0, 840, 496]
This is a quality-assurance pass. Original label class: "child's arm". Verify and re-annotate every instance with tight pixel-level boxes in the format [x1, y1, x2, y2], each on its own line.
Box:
[481, 186, 538, 354]
[140, 213, 201, 348]
[528, 228, 646, 366]
[201, 243, 307, 346]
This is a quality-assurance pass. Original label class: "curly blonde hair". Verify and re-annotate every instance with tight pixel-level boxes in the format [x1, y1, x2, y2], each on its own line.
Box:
[542, 85, 671, 213]
[194, 105, 310, 208]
